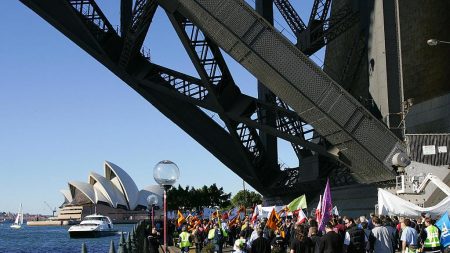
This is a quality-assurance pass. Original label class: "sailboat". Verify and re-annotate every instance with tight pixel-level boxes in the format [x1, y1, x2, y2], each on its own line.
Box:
[10, 204, 23, 229]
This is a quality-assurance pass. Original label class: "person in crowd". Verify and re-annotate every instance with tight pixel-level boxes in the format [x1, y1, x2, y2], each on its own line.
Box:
[308, 226, 321, 252]
[361, 221, 375, 253]
[368, 213, 376, 230]
[332, 217, 347, 239]
[344, 217, 367, 253]
[420, 217, 441, 253]
[317, 222, 343, 253]
[271, 229, 286, 253]
[383, 217, 398, 253]
[234, 237, 247, 253]
[251, 228, 271, 253]
[290, 224, 312, 253]
[208, 223, 227, 253]
[179, 225, 192, 253]
[285, 217, 294, 243]
[400, 218, 418, 253]
[359, 216, 367, 229]
[247, 225, 259, 250]
[148, 227, 160, 253]
[371, 216, 394, 253]
[192, 224, 204, 253]
[240, 220, 253, 241]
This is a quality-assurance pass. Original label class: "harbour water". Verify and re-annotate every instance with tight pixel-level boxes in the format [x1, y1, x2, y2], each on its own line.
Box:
[0, 222, 135, 253]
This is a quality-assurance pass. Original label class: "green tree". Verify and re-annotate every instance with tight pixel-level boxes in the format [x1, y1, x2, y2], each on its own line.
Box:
[231, 190, 262, 207]
[167, 184, 231, 210]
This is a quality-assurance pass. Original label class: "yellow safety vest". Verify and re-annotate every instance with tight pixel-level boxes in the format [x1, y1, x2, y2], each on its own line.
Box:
[180, 231, 191, 247]
[424, 225, 440, 248]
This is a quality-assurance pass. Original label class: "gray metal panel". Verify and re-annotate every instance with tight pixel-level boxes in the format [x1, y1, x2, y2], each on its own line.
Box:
[164, 0, 406, 183]
[406, 134, 450, 166]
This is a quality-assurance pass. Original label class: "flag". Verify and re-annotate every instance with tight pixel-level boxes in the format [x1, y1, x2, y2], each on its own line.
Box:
[267, 208, 286, 238]
[217, 209, 221, 228]
[267, 208, 278, 230]
[228, 207, 239, 220]
[315, 195, 322, 226]
[229, 206, 244, 224]
[211, 210, 220, 220]
[297, 209, 307, 225]
[202, 207, 214, 219]
[287, 194, 307, 211]
[318, 178, 333, 231]
[332, 206, 339, 216]
[277, 206, 289, 218]
[435, 211, 450, 248]
[177, 210, 186, 227]
[251, 205, 260, 226]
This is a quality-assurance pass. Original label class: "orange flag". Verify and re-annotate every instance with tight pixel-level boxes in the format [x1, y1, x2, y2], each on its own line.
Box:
[267, 208, 286, 238]
[266, 209, 278, 230]
[177, 210, 186, 227]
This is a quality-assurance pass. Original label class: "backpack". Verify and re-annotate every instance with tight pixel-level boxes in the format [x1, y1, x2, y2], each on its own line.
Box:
[349, 227, 366, 253]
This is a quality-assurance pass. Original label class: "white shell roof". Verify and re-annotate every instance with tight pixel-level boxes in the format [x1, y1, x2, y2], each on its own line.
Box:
[89, 172, 128, 208]
[68, 181, 96, 204]
[104, 161, 139, 210]
[60, 189, 73, 204]
[93, 187, 109, 205]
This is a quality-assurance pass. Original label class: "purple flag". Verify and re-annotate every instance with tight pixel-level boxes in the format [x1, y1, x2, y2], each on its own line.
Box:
[318, 178, 333, 231]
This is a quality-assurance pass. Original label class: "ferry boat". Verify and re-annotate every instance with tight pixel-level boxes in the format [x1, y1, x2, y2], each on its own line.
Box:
[68, 214, 117, 238]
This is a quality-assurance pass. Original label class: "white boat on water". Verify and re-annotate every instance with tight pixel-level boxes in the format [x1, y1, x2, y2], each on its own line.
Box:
[10, 204, 23, 229]
[68, 214, 117, 238]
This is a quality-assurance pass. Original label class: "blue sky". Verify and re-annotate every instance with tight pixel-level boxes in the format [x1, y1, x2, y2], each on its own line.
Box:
[0, 0, 324, 214]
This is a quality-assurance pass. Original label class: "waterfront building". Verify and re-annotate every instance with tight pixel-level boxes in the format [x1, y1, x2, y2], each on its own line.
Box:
[56, 161, 163, 222]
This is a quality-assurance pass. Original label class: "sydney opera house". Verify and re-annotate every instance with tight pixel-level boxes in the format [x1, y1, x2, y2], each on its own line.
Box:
[55, 161, 163, 222]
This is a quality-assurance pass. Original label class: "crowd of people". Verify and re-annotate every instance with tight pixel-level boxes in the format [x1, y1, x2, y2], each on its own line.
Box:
[146, 212, 450, 253]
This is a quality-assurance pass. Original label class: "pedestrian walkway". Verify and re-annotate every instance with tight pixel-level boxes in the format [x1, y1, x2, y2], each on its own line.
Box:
[160, 246, 234, 253]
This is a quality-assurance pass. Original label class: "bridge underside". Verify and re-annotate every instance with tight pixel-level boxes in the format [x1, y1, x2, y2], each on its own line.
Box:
[20, 0, 407, 201]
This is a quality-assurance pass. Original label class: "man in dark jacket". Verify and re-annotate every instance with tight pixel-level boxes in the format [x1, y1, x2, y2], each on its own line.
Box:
[344, 218, 367, 253]
[251, 228, 271, 253]
[318, 222, 343, 253]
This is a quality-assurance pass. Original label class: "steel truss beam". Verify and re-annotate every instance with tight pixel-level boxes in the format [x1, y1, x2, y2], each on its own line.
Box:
[167, 12, 271, 182]
[273, 0, 306, 36]
[272, 0, 358, 56]
[119, 0, 158, 68]
[20, 0, 341, 194]
[157, 0, 406, 183]
[309, 0, 332, 24]
[120, 0, 132, 37]
[143, 65, 334, 159]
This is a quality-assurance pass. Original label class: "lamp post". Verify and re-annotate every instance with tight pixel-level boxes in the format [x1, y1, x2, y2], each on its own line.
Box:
[147, 194, 159, 229]
[427, 39, 450, 46]
[153, 160, 180, 253]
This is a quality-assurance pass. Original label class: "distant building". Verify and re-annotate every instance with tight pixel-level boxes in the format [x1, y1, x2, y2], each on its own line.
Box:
[57, 161, 163, 221]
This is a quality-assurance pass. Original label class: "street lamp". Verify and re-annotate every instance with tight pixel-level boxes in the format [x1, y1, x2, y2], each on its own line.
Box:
[427, 39, 450, 46]
[153, 160, 180, 253]
[147, 194, 159, 229]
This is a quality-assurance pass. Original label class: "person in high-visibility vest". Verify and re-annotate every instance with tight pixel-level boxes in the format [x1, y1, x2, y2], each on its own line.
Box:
[421, 217, 441, 253]
[179, 226, 192, 253]
[208, 223, 228, 253]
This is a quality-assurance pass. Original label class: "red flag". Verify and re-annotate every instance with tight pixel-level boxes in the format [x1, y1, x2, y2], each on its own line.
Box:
[251, 205, 259, 226]
[315, 195, 322, 226]
[296, 209, 307, 225]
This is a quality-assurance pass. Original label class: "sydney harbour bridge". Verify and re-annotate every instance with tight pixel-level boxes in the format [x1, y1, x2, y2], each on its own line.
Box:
[20, 0, 450, 214]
